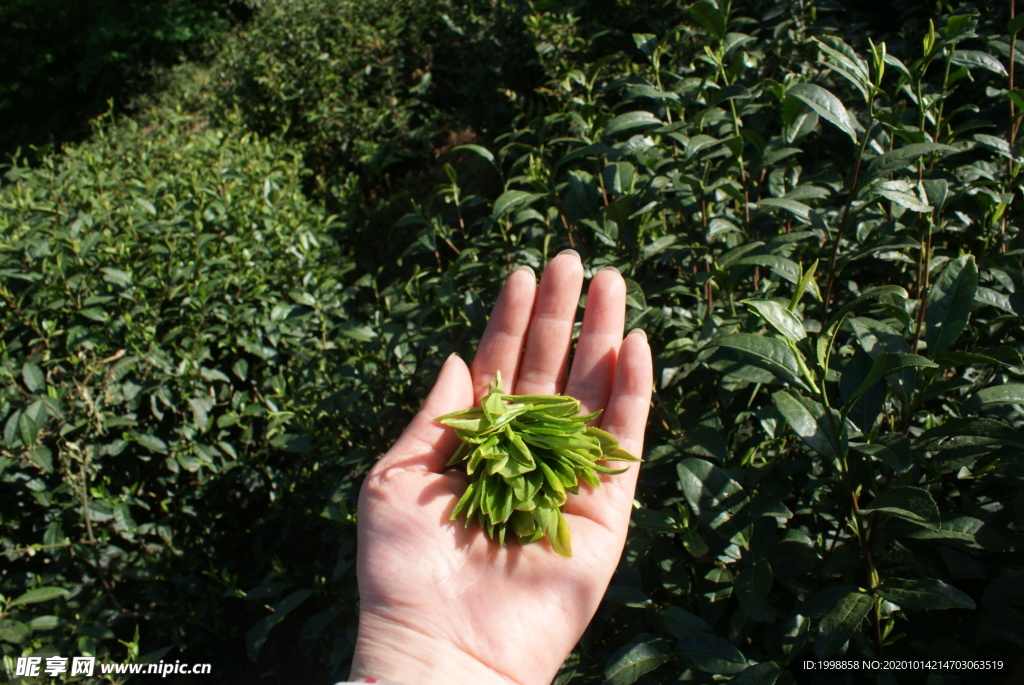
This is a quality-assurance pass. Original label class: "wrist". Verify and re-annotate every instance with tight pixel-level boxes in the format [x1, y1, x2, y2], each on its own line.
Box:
[349, 613, 519, 685]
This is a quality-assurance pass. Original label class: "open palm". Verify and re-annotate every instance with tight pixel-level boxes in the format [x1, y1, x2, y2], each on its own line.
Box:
[348, 252, 653, 685]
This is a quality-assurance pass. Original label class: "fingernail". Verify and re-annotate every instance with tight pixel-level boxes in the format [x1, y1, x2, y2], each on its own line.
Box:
[557, 248, 580, 260]
[627, 328, 648, 342]
[514, 264, 536, 278]
[598, 265, 620, 275]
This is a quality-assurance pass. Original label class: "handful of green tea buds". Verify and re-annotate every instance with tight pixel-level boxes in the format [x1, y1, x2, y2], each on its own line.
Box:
[436, 372, 640, 557]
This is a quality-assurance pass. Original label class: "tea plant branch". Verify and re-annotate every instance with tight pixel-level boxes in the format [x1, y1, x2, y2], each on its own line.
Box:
[0, 285, 50, 349]
[1, 541, 76, 557]
[652, 388, 684, 436]
[850, 493, 885, 655]
[77, 460, 140, 619]
[707, 35, 753, 231]
[557, 209, 580, 250]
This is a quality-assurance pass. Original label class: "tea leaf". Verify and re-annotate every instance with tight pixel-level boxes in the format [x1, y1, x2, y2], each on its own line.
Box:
[10, 587, 69, 607]
[842, 352, 937, 412]
[773, 390, 846, 462]
[687, 1, 727, 40]
[876, 578, 976, 610]
[604, 641, 668, 684]
[678, 633, 748, 674]
[860, 487, 940, 528]
[950, 49, 1007, 76]
[743, 299, 807, 342]
[788, 83, 858, 143]
[963, 384, 1024, 412]
[926, 255, 978, 354]
[816, 591, 873, 656]
[736, 560, 775, 623]
[862, 143, 955, 184]
[604, 111, 663, 137]
[709, 333, 810, 391]
[21, 363, 45, 394]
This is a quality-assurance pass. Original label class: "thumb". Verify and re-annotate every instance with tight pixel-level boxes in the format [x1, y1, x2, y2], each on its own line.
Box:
[377, 353, 474, 473]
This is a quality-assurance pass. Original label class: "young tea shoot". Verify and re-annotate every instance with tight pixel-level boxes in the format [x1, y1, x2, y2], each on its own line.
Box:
[436, 372, 640, 557]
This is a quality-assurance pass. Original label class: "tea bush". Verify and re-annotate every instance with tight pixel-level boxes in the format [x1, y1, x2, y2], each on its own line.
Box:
[211, 0, 548, 226]
[2, 0, 1023, 683]
[0, 102, 482, 679]
[403, 0, 1024, 682]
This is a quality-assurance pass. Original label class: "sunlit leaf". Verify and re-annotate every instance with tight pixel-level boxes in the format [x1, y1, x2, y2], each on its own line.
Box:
[492, 190, 544, 219]
[950, 49, 1007, 76]
[788, 82, 858, 143]
[709, 333, 810, 391]
[773, 390, 846, 462]
[862, 143, 955, 183]
[604, 111, 663, 137]
[604, 641, 668, 684]
[743, 299, 807, 342]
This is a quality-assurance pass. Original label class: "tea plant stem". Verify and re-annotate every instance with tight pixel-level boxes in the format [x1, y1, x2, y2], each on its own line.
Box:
[864, 509, 884, 655]
[932, 51, 955, 144]
[911, 215, 934, 352]
[1008, 1, 1020, 249]
[704, 256, 715, 313]
[498, 217, 512, 270]
[1011, 1, 1019, 158]
[558, 210, 578, 249]
[823, 127, 871, 313]
[714, 55, 752, 230]
[851, 491, 884, 655]
[652, 391, 682, 435]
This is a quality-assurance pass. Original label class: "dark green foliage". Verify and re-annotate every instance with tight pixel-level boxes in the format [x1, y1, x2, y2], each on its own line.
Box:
[398, 0, 1024, 681]
[0, 0, 249, 158]
[0, 107, 478, 679]
[214, 0, 437, 193]
[2, 0, 1024, 682]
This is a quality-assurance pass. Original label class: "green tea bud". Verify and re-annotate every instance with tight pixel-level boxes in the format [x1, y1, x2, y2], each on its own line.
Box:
[437, 372, 640, 557]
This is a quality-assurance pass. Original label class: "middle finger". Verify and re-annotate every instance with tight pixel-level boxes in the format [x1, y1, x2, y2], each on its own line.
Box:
[513, 250, 584, 396]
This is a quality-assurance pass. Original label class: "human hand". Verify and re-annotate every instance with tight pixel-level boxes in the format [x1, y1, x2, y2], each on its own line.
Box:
[347, 251, 653, 685]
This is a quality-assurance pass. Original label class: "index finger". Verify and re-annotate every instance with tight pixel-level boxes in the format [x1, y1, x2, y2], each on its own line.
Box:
[469, 266, 537, 400]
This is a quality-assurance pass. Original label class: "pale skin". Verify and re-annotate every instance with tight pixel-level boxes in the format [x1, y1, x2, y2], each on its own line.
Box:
[348, 250, 654, 685]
